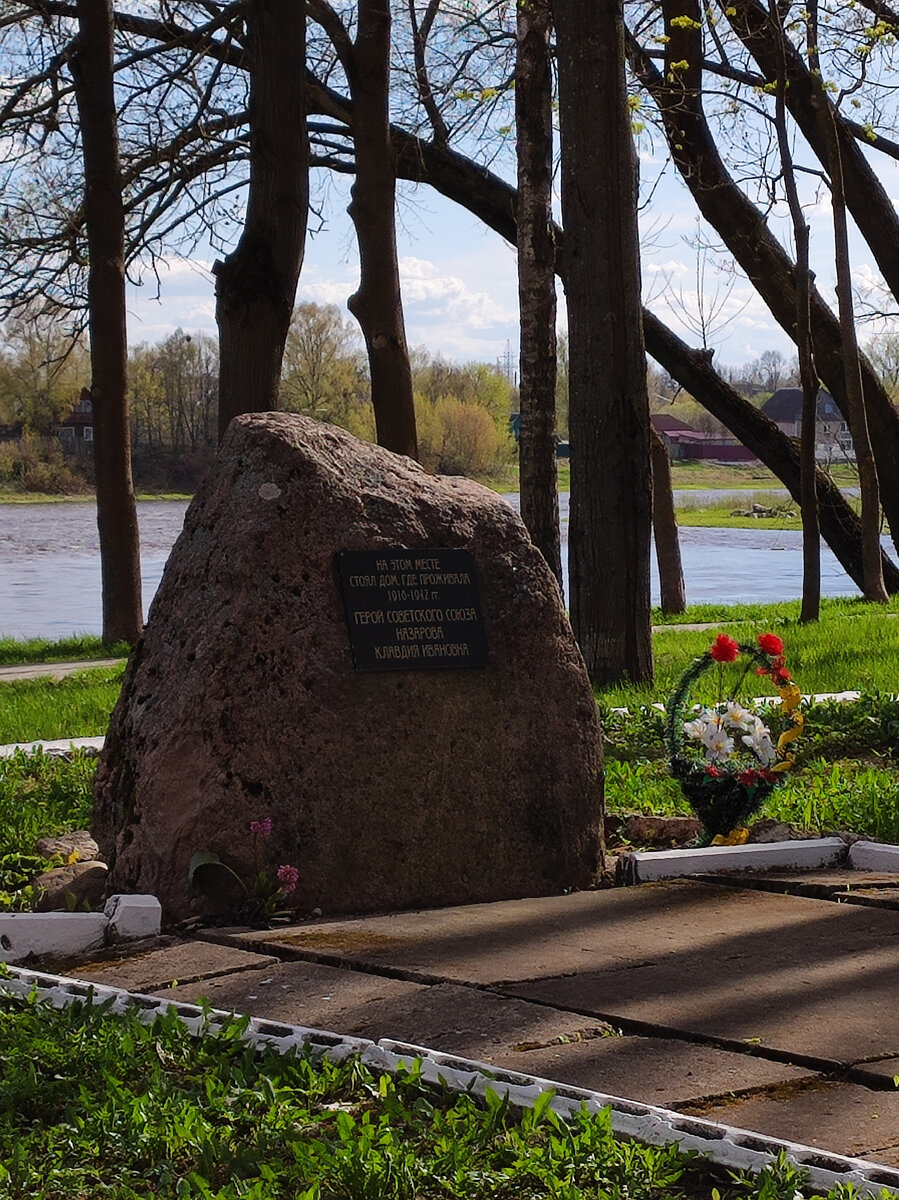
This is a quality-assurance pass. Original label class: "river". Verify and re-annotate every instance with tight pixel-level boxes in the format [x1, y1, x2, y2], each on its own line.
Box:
[0, 494, 885, 639]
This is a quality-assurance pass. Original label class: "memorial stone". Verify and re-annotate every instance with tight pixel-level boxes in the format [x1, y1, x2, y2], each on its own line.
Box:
[94, 412, 604, 920]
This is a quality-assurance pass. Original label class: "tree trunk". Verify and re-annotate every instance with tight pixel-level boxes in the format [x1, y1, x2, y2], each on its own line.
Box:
[555, 0, 653, 685]
[380, 101, 899, 592]
[768, 0, 820, 621]
[627, 28, 899, 559]
[71, 0, 142, 646]
[347, 0, 417, 460]
[643, 311, 899, 594]
[650, 429, 686, 614]
[516, 0, 561, 589]
[722, 0, 899, 313]
[820, 99, 888, 601]
[215, 0, 308, 440]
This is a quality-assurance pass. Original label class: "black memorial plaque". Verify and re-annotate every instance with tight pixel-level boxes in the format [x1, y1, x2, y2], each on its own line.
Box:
[337, 547, 488, 672]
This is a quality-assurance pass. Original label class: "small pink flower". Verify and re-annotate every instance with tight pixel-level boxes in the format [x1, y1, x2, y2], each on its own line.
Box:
[277, 864, 299, 894]
[250, 817, 273, 838]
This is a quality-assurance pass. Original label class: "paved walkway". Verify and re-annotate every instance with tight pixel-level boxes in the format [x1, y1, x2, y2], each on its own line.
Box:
[0, 658, 124, 682]
[65, 869, 899, 1169]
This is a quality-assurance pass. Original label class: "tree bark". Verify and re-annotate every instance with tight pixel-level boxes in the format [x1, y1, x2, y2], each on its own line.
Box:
[627, 27, 899, 559]
[346, 0, 417, 459]
[720, 0, 899, 311]
[215, 0, 308, 440]
[382, 99, 899, 595]
[516, 0, 561, 589]
[71, 0, 142, 646]
[650, 429, 686, 614]
[643, 311, 899, 594]
[819, 96, 888, 601]
[768, 0, 820, 621]
[555, 0, 653, 685]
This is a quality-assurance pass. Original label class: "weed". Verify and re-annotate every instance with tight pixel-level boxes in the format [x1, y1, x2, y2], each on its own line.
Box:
[0, 990, 883, 1199]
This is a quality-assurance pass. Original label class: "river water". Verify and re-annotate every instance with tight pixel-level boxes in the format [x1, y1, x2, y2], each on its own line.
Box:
[0, 493, 884, 639]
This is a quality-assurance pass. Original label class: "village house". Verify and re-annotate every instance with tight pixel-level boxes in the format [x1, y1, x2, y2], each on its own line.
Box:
[760, 388, 853, 460]
[56, 389, 93, 452]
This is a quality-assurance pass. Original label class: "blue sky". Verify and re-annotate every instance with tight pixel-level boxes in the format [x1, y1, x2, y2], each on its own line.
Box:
[125, 143, 899, 372]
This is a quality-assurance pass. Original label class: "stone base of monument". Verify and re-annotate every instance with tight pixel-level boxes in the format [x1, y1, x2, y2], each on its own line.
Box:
[93, 415, 604, 922]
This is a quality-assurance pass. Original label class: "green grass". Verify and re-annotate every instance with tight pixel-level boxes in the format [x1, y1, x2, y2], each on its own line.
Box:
[0, 666, 123, 743]
[604, 756, 899, 844]
[651, 594, 899, 626]
[0, 989, 876, 1200]
[0, 748, 96, 909]
[601, 688, 899, 844]
[602, 604, 899, 708]
[0, 635, 129, 667]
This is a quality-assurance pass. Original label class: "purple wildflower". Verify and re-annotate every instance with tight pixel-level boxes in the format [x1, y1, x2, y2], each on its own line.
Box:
[276, 864, 299, 894]
[250, 817, 273, 838]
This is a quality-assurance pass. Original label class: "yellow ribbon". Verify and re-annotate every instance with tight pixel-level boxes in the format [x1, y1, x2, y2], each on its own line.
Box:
[773, 681, 804, 769]
[712, 827, 750, 846]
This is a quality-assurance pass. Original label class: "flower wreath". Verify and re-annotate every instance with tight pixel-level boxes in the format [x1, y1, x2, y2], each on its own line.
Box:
[665, 632, 803, 843]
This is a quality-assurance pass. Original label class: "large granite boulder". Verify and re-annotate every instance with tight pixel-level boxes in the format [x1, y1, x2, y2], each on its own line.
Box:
[94, 413, 603, 921]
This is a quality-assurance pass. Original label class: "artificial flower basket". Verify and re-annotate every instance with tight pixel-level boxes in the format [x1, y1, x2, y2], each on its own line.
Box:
[665, 633, 803, 844]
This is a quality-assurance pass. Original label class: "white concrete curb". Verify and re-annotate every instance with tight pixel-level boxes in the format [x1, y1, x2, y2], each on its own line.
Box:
[0, 895, 161, 963]
[620, 837, 848, 884]
[848, 841, 899, 873]
[0, 735, 105, 759]
[1, 964, 896, 1197]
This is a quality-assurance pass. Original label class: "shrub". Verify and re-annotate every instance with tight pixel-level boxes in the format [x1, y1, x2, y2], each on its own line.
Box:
[0, 436, 90, 495]
[416, 393, 514, 476]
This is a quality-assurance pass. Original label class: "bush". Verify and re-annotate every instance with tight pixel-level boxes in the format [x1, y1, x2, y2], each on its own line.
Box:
[416, 394, 514, 476]
[0, 436, 90, 495]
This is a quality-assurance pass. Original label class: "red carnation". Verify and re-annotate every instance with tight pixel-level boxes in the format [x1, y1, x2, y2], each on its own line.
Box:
[710, 634, 740, 663]
[736, 768, 758, 786]
[758, 632, 784, 656]
[772, 665, 792, 685]
[705, 765, 722, 777]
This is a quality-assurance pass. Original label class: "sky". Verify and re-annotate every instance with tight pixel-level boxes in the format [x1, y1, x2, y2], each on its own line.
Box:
[124, 138, 899, 376]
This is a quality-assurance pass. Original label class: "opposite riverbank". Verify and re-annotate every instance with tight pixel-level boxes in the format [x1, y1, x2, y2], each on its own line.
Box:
[0, 460, 864, 531]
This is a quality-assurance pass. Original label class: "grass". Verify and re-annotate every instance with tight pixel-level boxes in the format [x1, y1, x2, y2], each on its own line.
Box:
[0, 635, 129, 667]
[605, 601, 899, 708]
[0, 666, 123, 743]
[651, 594, 899, 626]
[0, 490, 191, 504]
[0, 989, 877, 1200]
[0, 748, 95, 909]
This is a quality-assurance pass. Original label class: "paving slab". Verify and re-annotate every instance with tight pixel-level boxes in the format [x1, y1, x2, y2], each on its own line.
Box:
[848, 1057, 899, 1088]
[488, 1038, 816, 1108]
[682, 1080, 899, 1166]
[68, 939, 279, 993]
[141, 958, 814, 1107]
[210, 883, 899, 1070]
[503, 945, 899, 1067]
[213, 881, 899, 1067]
[216, 880, 894, 982]
[702, 870, 899, 907]
[146, 960, 603, 1049]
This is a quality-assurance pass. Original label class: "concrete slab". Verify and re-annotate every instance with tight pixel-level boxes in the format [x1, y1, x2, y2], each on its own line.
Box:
[214, 882, 899, 1067]
[69, 939, 279, 993]
[151, 958, 815, 1107]
[147, 960, 604, 1050]
[216, 881, 873, 981]
[503, 942, 899, 1068]
[489, 1038, 816, 1108]
[682, 1080, 899, 1166]
[710, 870, 899, 893]
[848, 1058, 899, 1088]
[622, 838, 846, 883]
